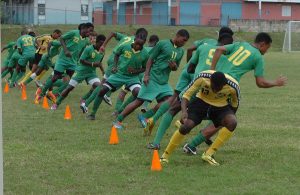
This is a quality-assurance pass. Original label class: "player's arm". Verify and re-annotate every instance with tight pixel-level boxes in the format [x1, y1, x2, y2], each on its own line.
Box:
[169, 50, 184, 71]
[255, 76, 287, 88]
[186, 45, 197, 62]
[144, 41, 162, 85]
[230, 88, 239, 112]
[211, 46, 226, 70]
[60, 31, 75, 57]
[17, 39, 23, 55]
[79, 47, 99, 67]
[100, 32, 126, 52]
[187, 48, 200, 73]
[35, 35, 45, 50]
[1, 45, 9, 52]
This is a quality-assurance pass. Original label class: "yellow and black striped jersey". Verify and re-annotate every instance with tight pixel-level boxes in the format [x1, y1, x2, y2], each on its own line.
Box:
[35, 34, 53, 54]
[183, 70, 240, 108]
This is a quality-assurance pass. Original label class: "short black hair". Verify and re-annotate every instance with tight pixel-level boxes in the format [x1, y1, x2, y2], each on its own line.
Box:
[135, 28, 148, 40]
[211, 72, 227, 89]
[96, 34, 106, 43]
[85, 22, 94, 29]
[218, 33, 233, 45]
[219, 26, 234, 36]
[149, 35, 159, 44]
[176, 29, 189, 39]
[255, 32, 272, 44]
[78, 23, 85, 30]
[28, 31, 36, 37]
[21, 29, 27, 35]
[53, 29, 62, 34]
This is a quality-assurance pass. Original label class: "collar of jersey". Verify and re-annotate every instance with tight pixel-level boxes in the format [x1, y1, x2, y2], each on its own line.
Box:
[170, 39, 177, 48]
[131, 48, 141, 54]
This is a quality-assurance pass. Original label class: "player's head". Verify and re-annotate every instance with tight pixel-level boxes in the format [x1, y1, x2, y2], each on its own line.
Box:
[95, 34, 106, 48]
[79, 23, 90, 38]
[148, 35, 159, 47]
[133, 34, 146, 51]
[174, 29, 189, 47]
[135, 28, 148, 40]
[52, 29, 62, 39]
[89, 31, 98, 44]
[78, 23, 85, 30]
[255, 32, 272, 55]
[210, 72, 227, 93]
[218, 33, 233, 46]
[85, 22, 95, 36]
[28, 31, 36, 37]
[21, 29, 27, 35]
[219, 26, 234, 36]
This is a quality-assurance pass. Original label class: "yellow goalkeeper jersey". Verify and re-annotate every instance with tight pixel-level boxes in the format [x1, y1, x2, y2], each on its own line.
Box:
[36, 34, 53, 54]
[183, 70, 240, 108]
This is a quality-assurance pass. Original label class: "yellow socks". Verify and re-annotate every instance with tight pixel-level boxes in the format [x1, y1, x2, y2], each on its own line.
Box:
[162, 130, 185, 160]
[20, 71, 32, 84]
[206, 127, 233, 156]
[36, 70, 47, 80]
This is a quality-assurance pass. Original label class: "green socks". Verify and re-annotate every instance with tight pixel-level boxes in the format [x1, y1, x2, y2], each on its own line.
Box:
[153, 112, 174, 145]
[91, 95, 103, 116]
[152, 101, 171, 123]
[82, 89, 93, 100]
[117, 95, 136, 113]
[188, 132, 206, 148]
[85, 86, 102, 107]
[142, 108, 156, 119]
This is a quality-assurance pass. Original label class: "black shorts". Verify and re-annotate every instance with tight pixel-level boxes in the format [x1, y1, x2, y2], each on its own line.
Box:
[187, 98, 235, 128]
[34, 53, 43, 64]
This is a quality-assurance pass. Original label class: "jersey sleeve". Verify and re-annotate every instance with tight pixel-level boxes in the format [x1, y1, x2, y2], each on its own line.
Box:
[175, 50, 184, 66]
[190, 47, 200, 64]
[230, 88, 239, 108]
[193, 39, 204, 47]
[182, 77, 204, 101]
[51, 40, 61, 47]
[99, 52, 105, 62]
[79, 46, 91, 61]
[62, 30, 76, 41]
[16, 37, 22, 49]
[254, 55, 264, 77]
[115, 32, 127, 41]
[7, 42, 16, 48]
[149, 41, 162, 60]
[115, 43, 125, 56]
[142, 52, 149, 68]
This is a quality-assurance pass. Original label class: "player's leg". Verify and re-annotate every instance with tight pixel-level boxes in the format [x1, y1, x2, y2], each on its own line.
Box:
[114, 86, 129, 111]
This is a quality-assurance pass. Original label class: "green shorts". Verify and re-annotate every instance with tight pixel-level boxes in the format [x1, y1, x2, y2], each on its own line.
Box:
[175, 69, 193, 93]
[69, 71, 100, 87]
[8, 52, 22, 68]
[18, 53, 35, 67]
[104, 73, 141, 92]
[38, 54, 54, 70]
[54, 57, 77, 73]
[137, 79, 173, 102]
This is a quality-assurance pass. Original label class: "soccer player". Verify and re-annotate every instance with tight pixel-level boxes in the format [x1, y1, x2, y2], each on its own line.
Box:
[9, 31, 36, 87]
[186, 32, 287, 165]
[36, 23, 92, 102]
[20, 29, 62, 84]
[50, 34, 106, 110]
[113, 29, 189, 129]
[160, 71, 240, 164]
[146, 33, 233, 149]
[1, 41, 16, 79]
[86, 35, 149, 120]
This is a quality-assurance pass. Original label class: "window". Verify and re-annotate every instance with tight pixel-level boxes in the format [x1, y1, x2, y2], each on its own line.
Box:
[282, 5, 291, 17]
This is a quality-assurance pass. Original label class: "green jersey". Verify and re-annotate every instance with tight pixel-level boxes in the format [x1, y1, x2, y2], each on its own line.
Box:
[58, 30, 90, 61]
[191, 44, 231, 79]
[193, 38, 217, 48]
[48, 40, 61, 58]
[224, 42, 264, 82]
[17, 35, 36, 55]
[115, 43, 149, 76]
[77, 45, 105, 73]
[149, 39, 184, 85]
[4, 41, 16, 59]
[144, 46, 154, 54]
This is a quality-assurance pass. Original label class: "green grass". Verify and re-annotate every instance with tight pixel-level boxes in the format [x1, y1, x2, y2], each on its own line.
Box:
[2, 25, 300, 194]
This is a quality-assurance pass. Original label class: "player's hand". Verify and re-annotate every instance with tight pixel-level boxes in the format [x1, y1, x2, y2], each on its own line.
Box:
[99, 46, 105, 52]
[143, 75, 150, 86]
[40, 45, 47, 50]
[181, 111, 188, 123]
[275, 75, 287, 86]
[127, 67, 135, 74]
[93, 62, 101, 67]
[168, 61, 178, 71]
[112, 66, 118, 73]
[65, 50, 72, 58]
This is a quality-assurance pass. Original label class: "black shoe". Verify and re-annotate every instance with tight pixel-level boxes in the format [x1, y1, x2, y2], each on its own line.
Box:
[147, 143, 160, 150]
[86, 114, 95, 120]
[183, 143, 197, 155]
[205, 139, 213, 146]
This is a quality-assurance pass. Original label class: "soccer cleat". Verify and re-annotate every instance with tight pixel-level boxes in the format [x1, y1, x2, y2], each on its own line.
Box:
[201, 152, 220, 166]
[46, 91, 57, 103]
[80, 103, 88, 113]
[111, 111, 119, 117]
[80, 98, 86, 105]
[147, 143, 160, 150]
[160, 157, 169, 164]
[144, 118, 155, 136]
[140, 106, 148, 113]
[103, 95, 112, 106]
[34, 80, 43, 88]
[205, 139, 213, 146]
[50, 104, 58, 110]
[112, 121, 124, 130]
[183, 143, 197, 155]
[86, 114, 96, 120]
[175, 120, 183, 129]
[137, 114, 147, 128]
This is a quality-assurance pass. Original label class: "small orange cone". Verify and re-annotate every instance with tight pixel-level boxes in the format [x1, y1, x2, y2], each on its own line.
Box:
[151, 150, 162, 171]
[109, 126, 119, 145]
[21, 87, 27, 100]
[64, 105, 72, 120]
[3, 82, 9, 93]
[42, 97, 50, 110]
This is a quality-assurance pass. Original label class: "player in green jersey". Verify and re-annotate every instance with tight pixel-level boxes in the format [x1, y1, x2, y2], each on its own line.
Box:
[86, 35, 149, 120]
[146, 33, 234, 149]
[1, 41, 16, 79]
[36, 23, 92, 102]
[112, 29, 189, 129]
[187, 32, 287, 165]
[50, 34, 106, 110]
[9, 31, 36, 87]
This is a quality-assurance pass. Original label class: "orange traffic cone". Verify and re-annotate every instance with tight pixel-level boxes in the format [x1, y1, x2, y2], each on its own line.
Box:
[3, 82, 9, 93]
[21, 87, 27, 100]
[42, 97, 50, 110]
[109, 126, 119, 145]
[64, 105, 72, 120]
[151, 150, 162, 171]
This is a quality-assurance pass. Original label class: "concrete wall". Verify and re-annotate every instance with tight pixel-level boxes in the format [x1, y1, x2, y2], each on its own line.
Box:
[229, 19, 288, 32]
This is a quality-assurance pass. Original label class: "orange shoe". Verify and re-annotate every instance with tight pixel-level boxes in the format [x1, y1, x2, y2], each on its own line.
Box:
[46, 91, 57, 103]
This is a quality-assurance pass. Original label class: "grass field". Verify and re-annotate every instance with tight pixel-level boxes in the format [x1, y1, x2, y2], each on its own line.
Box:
[2, 25, 300, 194]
